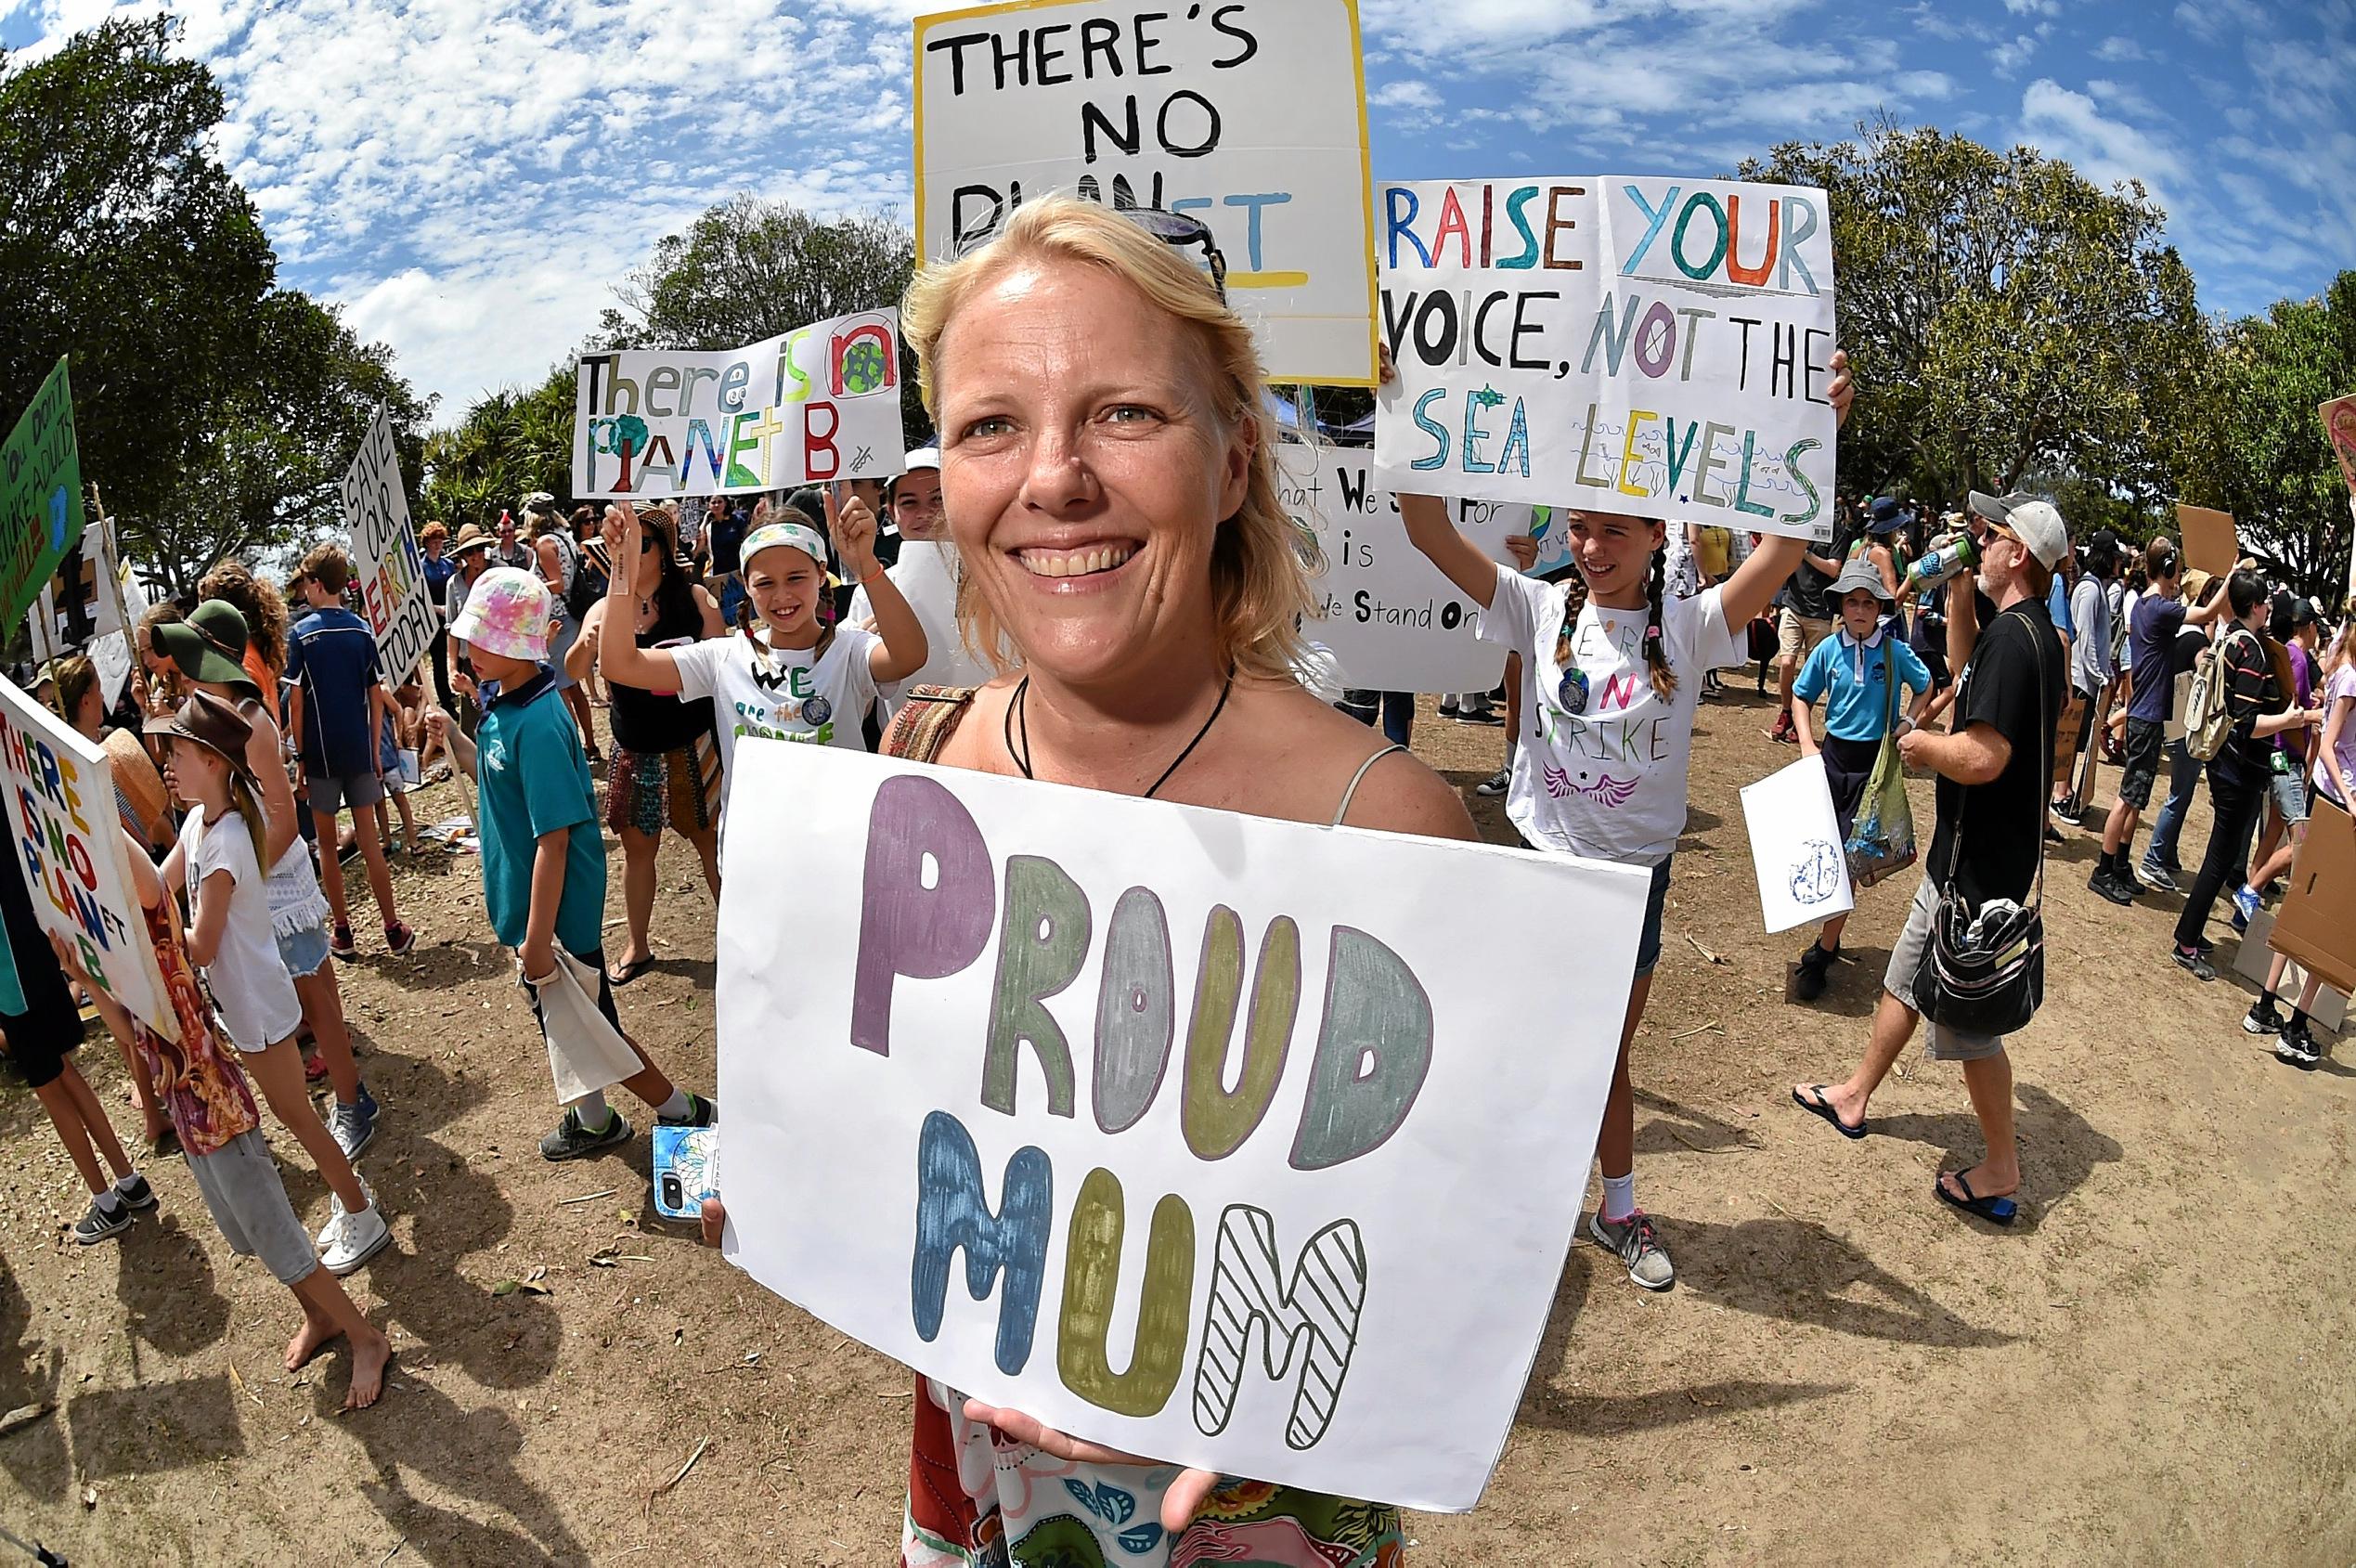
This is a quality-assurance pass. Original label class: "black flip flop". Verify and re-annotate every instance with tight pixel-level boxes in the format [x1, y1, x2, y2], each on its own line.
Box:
[607, 955, 656, 987]
[1792, 1084, 1866, 1141]
[1934, 1171, 2018, 1225]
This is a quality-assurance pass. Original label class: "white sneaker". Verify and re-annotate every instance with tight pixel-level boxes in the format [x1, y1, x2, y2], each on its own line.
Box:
[322, 1198, 390, 1276]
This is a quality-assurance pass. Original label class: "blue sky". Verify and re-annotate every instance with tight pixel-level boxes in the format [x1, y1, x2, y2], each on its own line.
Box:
[6, 0, 2350, 418]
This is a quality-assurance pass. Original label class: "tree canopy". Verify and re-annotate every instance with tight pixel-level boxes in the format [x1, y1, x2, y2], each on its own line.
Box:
[0, 18, 424, 595]
[1744, 119, 2210, 517]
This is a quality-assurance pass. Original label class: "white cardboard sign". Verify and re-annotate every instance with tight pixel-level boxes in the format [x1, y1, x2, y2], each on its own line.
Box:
[715, 741, 1645, 1510]
[1739, 752, 1855, 933]
[1374, 177, 1838, 541]
[574, 311, 907, 499]
[343, 407, 436, 683]
[914, 0, 1379, 386]
[0, 675, 178, 1039]
[1278, 442, 1522, 693]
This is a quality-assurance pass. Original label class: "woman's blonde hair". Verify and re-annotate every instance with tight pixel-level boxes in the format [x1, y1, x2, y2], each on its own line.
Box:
[900, 196, 1311, 683]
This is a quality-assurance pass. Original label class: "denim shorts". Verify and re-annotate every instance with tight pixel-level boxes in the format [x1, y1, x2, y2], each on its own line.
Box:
[2268, 766, 2311, 827]
[1635, 858, 1674, 977]
[276, 921, 331, 979]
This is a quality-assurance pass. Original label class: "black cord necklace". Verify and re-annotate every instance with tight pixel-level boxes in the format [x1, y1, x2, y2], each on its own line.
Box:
[1003, 673, 1234, 799]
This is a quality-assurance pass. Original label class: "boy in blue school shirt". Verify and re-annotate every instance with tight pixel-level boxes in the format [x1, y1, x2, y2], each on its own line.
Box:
[426, 568, 715, 1160]
[286, 545, 415, 959]
[1789, 558, 1935, 1001]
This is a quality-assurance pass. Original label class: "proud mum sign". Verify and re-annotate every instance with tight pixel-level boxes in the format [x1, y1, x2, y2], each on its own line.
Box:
[717, 742, 1647, 1510]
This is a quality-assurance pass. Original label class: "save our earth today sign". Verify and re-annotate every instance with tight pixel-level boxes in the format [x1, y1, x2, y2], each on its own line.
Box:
[715, 741, 1649, 1510]
[2, 357, 84, 633]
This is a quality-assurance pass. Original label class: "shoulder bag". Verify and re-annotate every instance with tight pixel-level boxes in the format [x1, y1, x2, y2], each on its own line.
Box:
[1911, 608, 2049, 1036]
[1844, 639, 1918, 888]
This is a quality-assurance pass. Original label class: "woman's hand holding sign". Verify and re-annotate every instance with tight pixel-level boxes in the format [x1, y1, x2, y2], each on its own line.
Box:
[695, 1196, 1220, 1533]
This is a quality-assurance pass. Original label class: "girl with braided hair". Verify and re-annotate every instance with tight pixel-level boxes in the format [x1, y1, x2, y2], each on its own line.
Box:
[1402, 357, 1856, 1290]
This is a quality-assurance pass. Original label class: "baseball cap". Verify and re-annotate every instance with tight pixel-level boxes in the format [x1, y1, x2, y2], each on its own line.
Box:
[888, 448, 940, 504]
[1966, 490, 2068, 571]
[449, 567, 553, 662]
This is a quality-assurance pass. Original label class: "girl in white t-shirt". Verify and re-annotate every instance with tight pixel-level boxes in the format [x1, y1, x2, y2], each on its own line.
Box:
[1396, 362, 1852, 1292]
[156, 693, 390, 1276]
[598, 491, 928, 822]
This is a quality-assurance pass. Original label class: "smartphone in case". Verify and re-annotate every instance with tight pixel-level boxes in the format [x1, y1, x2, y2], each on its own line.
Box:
[652, 1125, 718, 1221]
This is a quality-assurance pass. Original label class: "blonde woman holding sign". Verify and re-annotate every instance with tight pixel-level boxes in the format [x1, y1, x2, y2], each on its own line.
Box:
[703, 197, 1474, 1564]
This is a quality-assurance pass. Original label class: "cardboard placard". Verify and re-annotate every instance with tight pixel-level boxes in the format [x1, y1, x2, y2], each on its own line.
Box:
[574, 311, 907, 499]
[1738, 752, 1855, 933]
[913, 0, 1379, 386]
[0, 676, 178, 1040]
[343, 407, 436, 684]
[715, 741, 1645, 1510]
[2175, 504, 2237, 579]
[2271, 797, 2356, 996]
[1372, 177, 1838, 541]
[1276, 441, 1522, 693]
[2234, 908, 2349, 1033]
[2322, 394, 2356, 497]
[1, 357, 84, 634]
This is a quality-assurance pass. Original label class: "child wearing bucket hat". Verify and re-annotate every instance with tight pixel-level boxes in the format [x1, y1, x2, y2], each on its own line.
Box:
[597, 490, 926, 823]
[152, 601, 385, 1168]
[1788, 557, 1935, 1002]
[434, 568, 718, 1160]
[154, 692, 392, 1275]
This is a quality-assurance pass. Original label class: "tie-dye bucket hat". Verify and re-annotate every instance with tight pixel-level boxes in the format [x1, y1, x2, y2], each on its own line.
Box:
[450, 566, 552, 662]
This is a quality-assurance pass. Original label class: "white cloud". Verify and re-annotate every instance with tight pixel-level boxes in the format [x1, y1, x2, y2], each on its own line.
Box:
[2019, 78, 2187, 195]
[2092, 33, 2148, 61]
[1370, 79, 1443, 111]
[2003, 0, 2058, 14]
[1989, 32, 2039, 72]
[9, 0, 925, 415]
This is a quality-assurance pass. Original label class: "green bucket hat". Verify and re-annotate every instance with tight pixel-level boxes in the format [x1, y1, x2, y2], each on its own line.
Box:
[153, 600, 262, 701]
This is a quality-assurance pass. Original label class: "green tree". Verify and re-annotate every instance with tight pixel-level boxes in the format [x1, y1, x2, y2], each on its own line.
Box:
[2178, 271, 2356, 603]
[142, 291, 428, 594]
[598, 194, 926, 443]
[0, 18, 273, 531]
[419, 364, 576, 528]
[2, 18, 424, 595]
[1743, 120, 2209, 512]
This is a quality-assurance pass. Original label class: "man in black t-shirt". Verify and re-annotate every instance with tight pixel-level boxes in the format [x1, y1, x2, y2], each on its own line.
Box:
[1793, 491, 2067, 1226]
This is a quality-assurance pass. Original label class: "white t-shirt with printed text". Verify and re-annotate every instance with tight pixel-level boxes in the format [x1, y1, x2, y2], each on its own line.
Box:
[179, 806, 305, 1051]
[668, 626, 882, 808]
[1478, 563, 1747, 866]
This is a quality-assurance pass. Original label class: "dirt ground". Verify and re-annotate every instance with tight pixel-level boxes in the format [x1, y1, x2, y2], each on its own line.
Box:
[1, 679, 2351, 1566]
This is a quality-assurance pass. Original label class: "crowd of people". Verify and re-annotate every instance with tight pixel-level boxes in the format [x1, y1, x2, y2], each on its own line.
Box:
[4, 194, 2350, 1563]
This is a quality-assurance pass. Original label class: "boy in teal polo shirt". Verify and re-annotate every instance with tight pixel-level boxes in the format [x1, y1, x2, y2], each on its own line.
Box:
[429, 568, 715, 1160]
[1789, 558, 1936, 1002]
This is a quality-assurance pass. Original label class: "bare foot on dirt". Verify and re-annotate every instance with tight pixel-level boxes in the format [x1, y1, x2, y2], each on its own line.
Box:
[287, 1314, 342, 1374]
[343, 1332, 391, 1412]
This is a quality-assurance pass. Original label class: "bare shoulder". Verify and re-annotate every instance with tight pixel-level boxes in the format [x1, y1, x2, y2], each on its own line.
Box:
[1233, 685, 1477, 841]
[922, 675, 1025, 775]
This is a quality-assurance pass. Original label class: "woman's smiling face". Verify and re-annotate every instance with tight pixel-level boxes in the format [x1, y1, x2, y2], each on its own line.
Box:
[934, 256, 1249, 687]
